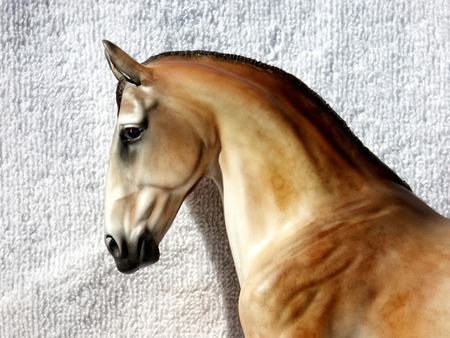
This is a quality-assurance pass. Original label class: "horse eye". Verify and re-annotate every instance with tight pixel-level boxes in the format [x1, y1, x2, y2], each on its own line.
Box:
[121, 127, 143, 142]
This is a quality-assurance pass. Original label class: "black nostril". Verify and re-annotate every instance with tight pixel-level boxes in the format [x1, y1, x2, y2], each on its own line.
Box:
[105, 235, 122, 259]
[137, 233, 160, 264]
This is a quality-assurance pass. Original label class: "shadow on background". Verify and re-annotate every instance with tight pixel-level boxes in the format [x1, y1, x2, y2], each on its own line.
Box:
[186, 178, 244, 338]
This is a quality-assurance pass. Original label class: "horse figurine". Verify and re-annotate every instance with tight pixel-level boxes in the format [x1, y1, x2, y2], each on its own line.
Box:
[102, 40, 450, 337]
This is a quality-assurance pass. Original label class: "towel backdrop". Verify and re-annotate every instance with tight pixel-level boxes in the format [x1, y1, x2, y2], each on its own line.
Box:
[1, 1, 448, 337]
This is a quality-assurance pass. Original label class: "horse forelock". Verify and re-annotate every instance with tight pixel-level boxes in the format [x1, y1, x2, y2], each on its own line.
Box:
[116, 76, 128, 111]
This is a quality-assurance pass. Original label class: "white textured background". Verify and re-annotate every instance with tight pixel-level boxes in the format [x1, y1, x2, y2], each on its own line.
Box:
[1, 1, 449, 337]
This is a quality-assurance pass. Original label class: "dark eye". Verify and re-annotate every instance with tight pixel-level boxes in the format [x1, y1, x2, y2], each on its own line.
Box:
[121, 127, 143, 143]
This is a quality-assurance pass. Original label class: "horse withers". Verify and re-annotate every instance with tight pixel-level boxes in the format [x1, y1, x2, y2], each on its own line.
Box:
[102, 40, 450, 337]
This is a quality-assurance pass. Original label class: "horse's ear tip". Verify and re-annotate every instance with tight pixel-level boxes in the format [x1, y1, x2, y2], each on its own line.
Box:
[103, 40, 117, 52]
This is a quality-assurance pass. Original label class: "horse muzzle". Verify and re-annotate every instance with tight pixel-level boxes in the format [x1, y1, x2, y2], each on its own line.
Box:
[105, 232, 160, 273]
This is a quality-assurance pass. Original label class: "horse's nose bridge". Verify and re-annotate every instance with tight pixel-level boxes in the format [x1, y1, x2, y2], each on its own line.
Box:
[106, 191, 141, 231]
[104, 193, 139, 261]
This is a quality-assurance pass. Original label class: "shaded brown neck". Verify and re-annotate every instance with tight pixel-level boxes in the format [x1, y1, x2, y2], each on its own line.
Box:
[145, 50, 409, 192]
[204, 66, 411, 281]
[212, 65, 410, 198]
[286, 85, 410, 192]
[147, 55, 411, 281]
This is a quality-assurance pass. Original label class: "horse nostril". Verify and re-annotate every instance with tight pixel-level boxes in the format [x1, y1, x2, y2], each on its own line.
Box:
[137, 233, 160, 264]
[105, 235, 121, 259]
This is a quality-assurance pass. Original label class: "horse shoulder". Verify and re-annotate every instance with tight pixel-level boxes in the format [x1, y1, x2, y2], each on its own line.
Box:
[239, 211, 450, 337]
[366, 215, 450, 337]
[239, 221, 376, 337]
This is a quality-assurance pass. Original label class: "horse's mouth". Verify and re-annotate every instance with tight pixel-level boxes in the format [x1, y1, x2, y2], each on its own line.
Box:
[116, 262, 141, 274]
[106, 234, 161, 274]
[114, 247, 160, 274]
[115, 257, 159, 274]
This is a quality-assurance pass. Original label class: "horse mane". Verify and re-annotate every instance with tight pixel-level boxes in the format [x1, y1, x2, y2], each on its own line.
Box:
[118, 50, 410, 191]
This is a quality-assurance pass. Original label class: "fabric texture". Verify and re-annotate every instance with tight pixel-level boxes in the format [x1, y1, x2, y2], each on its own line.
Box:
[1, 1, 448, 337]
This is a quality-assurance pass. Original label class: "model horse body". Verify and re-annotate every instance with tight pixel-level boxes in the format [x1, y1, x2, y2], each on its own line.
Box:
[102, 40, 450, 337]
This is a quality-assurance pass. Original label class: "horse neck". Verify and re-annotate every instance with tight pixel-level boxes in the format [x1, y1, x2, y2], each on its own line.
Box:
[152, 58, 407, 282]
[205, 76, 406, 283]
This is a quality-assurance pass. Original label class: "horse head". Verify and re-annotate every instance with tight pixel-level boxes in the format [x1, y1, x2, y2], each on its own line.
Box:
[103, 41, 220, 273]
[101, 41, 450, 337]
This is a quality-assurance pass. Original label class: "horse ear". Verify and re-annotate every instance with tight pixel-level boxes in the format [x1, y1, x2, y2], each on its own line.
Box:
[103, 40, 146, 86]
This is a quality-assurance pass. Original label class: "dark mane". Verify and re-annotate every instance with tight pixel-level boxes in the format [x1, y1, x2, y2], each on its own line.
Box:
[143, 50, 345, 124]
[119, 50, 411, 191]
[143, 51, 345, 129]
[144, 50, 299, 84]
